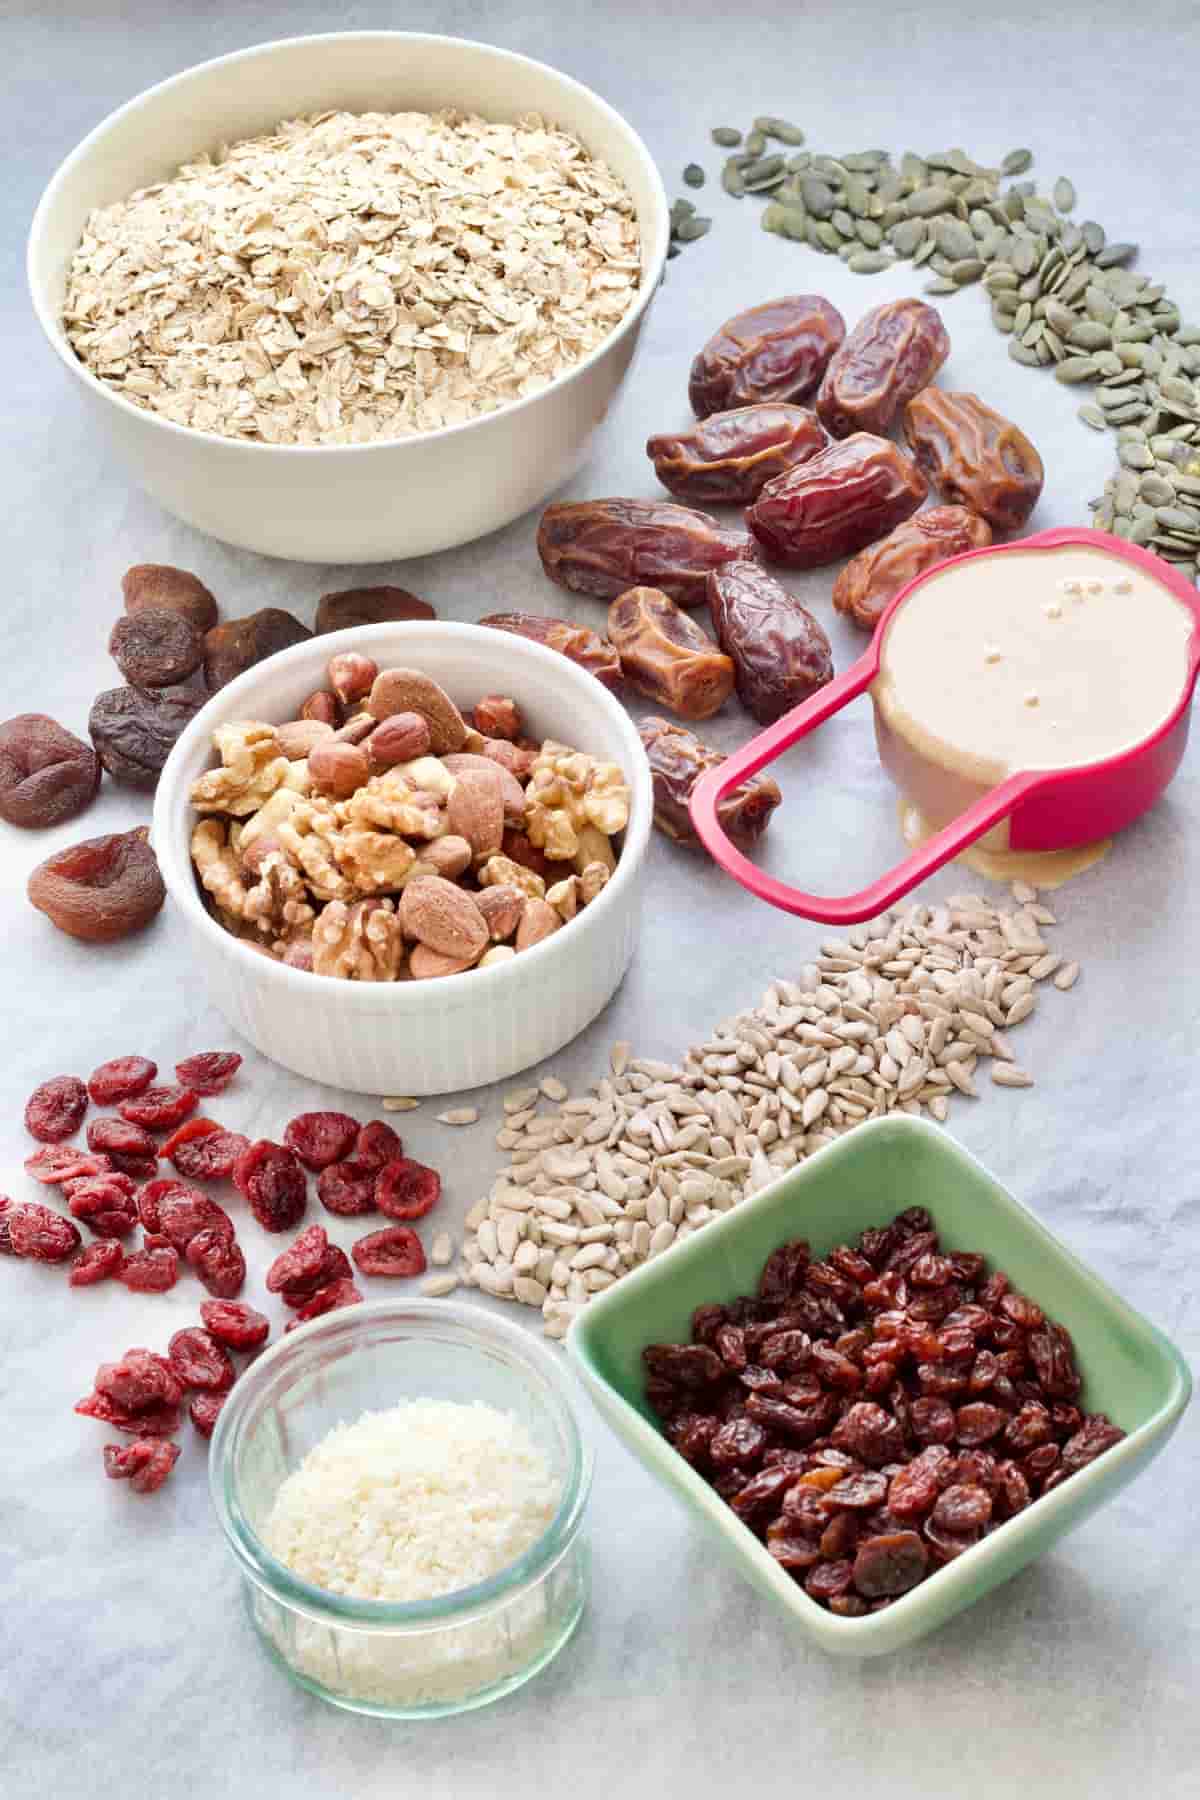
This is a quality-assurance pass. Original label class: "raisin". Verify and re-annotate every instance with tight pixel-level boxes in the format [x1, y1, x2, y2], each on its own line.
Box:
[828, 1246, 875, 1287]
[233, 1140, 307, 1232]
[819, 1509, 861, 1558]
[1028, 1323, 1082, 1399]
[169, 1126, 250, 1182]
[810, 1343, 864, 1392]
[758, 1239, 810, 1302]
[103, 1438, 181, 1493]
[1048, 1401, 1084, 1437]
[24, 1075, 88, 1143]
[766, 1523, 822, 1571]
[189, 1391, 228, 1439]
[886, 1458, 942, 1522]
[831, 1402, 905, 1466]
[1003, 1400, 1054, 1454]
[1061, 1414, 1124, 1473]
[805, 1558, 855, 1601]
[852, 1530, 929, 1598]
[118, 1246, 179, 1292]
[782, 1486, 835, 1537]
[746, 1393, 836, 1443]
[351, 1225, 426, 1278]
[174, 1052, 243, 1096]
[87, 1116, 157, 1160]
[761, 1329, 812, 1373]
[931, 1482, 993, 1532]
[729, 1466, 799, 1521]
[87, 1055, 157, 1105]
[186, 1230, 246, 1298]
[710, 1415, 767, 1470]
[353, 1119, 405, 1172]
[266, 1224, 329, 1293]
[923, 1518, 980, 1564]
[69, 1240, 125, 1285]
[917, 1362, 969, 1397]
[690, 1303, 728, 1346]
[826, 1471, 888, 1511]
[954, 1402, 1009, 1446]
[119, 1086, 198, 1131]
[8, 1202, 82, 1261]
[644, 1343, 726, 1388]
[24, 1144, 111, 1185]
[995, 1460, 1032, 1518]
[669, 1413, 719, 1469]
[88, 685, 205, 790]
[714, 1323, 748, 1370]
[158, 1188, 235, 1252]
[199, 1299, 269, 1349]
[65, 1175, 139, 1237]
[284, 1277, 363, 1331]
[168, 1327, 236, 1392]
[284, 1111, 360, 1171]
[0, 714, 102, 829]
[1024, 1443, 1061, 1482]
[316, 1159, 378, 1217]
[375, 1158, 441, 1221]
[909, 1252, 954, 1288]
[828, 1593, 870, 1617]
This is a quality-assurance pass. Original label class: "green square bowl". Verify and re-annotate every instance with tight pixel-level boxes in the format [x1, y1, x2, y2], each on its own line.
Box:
[568, 1116, 1191, 1658]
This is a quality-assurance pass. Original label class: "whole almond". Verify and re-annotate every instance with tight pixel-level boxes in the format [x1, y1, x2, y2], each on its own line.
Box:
[516, 897, 563, 951]
[276, 719, 334, 759]
[476, 884, 525, 941]
[412, 835, 473, 880]
[122, 563, 218, 633]
[443, 753, 525, 823]
[369, 711, 432, 771]
[400, 875, 488, 960]
[479, 946, 517, 968]
[409, 943, 476, 979]
[300, 690, 338, 726]
[445, 765, 505, 859]
[367, 667, 467, 754]
[332, 713, 377, 746]
[308, 740, 369, 799]
[328, 652, 378, 705]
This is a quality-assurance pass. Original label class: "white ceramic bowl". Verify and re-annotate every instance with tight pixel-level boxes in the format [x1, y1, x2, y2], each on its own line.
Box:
[153, 622, 653, 1095]
[27, 32, 670, 563]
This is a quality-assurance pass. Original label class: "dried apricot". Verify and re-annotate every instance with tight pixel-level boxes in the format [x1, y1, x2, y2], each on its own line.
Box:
[0, 714, 101, 829]
[199, 1299, 269, 1350]
[351, 1225, 426, 1278]
[27, 827, 165, 942]
[284, 1112, 359, 1171]
[88, 684, 205, 790]
[109, 608, 203, 688]
[374, 1158, 441, 1221]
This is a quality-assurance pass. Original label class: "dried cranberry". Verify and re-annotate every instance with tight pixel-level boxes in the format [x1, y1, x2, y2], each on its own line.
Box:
[117, 1246, 179, 1292]
[852, 1530, 928, 1598]
[8, 1202, 82, 1261]
[174, 1052, 242, 1095]
[954, 1402, 1008, 1446]
[69, 1239, 125, 1285]
[375, 1157, 441, 1221]
[87, 1116, 157, 1160]
[354, 1120, 405, 1172]
[87, 1056, 157, 1105]
[77, 1388, 181, 1435]
[189, 1392, 227, 1439]
[158, 1187, 235, 1252]
[135, 1175, 192, 1234]
[316, 1159, 378, 1217]
[65, 1175, 139, 1237]
[119, 1086, 198, 1131]
[284, 1112, 360, 1171]
[284, 1277, 363, 1331]
[24, 1075, 88, 1143]
[351, 1225, 426, 1279]
[186, 1230, 246, 1298]
[103, 1438, 181, 1493]
[199, 1299, 269, 1349]
[266, 1224, 329, 1293]
[96, 1348, 183, 1411]
[169, 1127, 251, 1183]
[168, 1327, 235, 1392]
[233, 1141, 307, 1232]
[161, 1116, 220, 1159]
[25, 1144, 112, 1185]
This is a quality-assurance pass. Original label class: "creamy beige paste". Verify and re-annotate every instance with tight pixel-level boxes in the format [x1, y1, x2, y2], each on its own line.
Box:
[871, 546, 1193, 884]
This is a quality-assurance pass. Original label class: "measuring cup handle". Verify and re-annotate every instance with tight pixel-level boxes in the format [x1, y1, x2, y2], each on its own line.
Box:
[689, 655, 1041, 925]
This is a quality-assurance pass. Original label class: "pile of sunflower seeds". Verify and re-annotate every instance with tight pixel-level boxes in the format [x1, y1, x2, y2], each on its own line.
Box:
[670, 122, 1200, 578]
[448, 888, 1079, 1338]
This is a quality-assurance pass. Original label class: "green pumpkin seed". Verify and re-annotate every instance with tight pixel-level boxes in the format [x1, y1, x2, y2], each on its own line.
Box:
[742, 130, 766, 157]
[934, 218, 976, 260]
[913, 237, 937, 267]
[762, 202, 809, 242]
[722, 160, 747, 198]
[1155, 306, 1183, 335]
[984, 264, 1019, 291]
[854, 218, 883, 248]
[1114, 471, 1139, 511]
[889, 218, 927, 256]
[1059, 222, 1084, 254]
[923, 276, 958, 294]
[741, 154, 785, 184]
[1140, 473, 1177, 505]
[1001, 149, 1033, 175]
[829, 207, 853, 236]
[711, 127, 742, 147]
[1043, 299, 1077, 335]
[805, 219, 831, 254]
[1078, 220, 1105, 255]
[744, 168, 788, 194]
[1009, 239, 1038, 277]
[1175, 327, 1200, 347]
[801, 176, 836, 217]
[1077, 403, 1107, 430]
[849, 250, 894, 274]
[1013, 300, 1033, 335]
[1008, 339, 1042, 367]
[683, 163, 706, 189]
[992, 305, 1017, 333]
[1092, 350, 1124, 377]
[1066, 320, 1111, 352]
[674, 215, 712, 243]
[906, 186, 955, 217]
[950, 259, 985, 284]
[1052, 176, 1076, 213]
[1022, 320, 1046, 349]
[1095, 242, 1137, 268]
[842, 176, 872, 217]
[875, 170, 906, 205]
[786, 151, 812, 173]
[755, 116, 806, 145]
[1119, 443, 1154, 469]
[815, 220, 842, 252]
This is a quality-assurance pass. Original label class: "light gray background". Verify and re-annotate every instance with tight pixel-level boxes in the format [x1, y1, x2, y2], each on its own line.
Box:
[3, 2, 1197, 1795]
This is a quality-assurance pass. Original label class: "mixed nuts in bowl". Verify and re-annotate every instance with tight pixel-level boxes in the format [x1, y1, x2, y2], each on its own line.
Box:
[153, 622, 653, 1095]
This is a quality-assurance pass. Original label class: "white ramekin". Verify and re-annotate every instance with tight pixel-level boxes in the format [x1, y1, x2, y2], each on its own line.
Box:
[27, 32, 669, 563]
[152, 622, 652, 1096]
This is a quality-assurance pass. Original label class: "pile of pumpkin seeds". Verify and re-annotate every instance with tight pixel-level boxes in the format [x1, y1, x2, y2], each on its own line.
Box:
[668, 120, 1200, 577]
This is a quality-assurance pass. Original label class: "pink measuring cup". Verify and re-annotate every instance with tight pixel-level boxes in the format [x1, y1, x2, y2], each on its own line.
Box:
[690, 528, 1200, 925]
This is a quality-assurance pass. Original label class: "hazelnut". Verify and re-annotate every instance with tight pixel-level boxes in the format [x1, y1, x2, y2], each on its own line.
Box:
[241, 834, 284, 878]
[328, 652, 378, 706]
[369, 712, 433, 771]
[308, 740, 369, 800]
[300, 690, 339, 726]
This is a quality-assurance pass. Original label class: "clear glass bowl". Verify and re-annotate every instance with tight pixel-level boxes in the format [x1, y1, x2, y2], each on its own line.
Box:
[210, 1300, 592, 1718]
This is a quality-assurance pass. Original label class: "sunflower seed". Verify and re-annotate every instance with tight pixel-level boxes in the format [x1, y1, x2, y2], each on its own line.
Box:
[437, 1107, 479, 1126]
[381, 1095, 420, 1111]
[992, 1065, 1034, 1088]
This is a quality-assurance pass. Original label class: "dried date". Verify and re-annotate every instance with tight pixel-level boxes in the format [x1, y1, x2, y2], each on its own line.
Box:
[746, 433, 928, 567]
[27, 827, 164, 943]
[89, 684, 205, 790]
[707, 561, 833, 724]
[0, 715, 101, 829]
[537, 498, 750, 608]
[817, 298, 950, 439]
[646, 404, 827, 504]
[688, 295, 846, 417]
[478, 612, 621, 687]
[638, 716, 782, 850]
[832, 505, 993, 631]
[203, 609, 311, 692]
[608, 587, 734, 719]
[903, 389, 1044, 531]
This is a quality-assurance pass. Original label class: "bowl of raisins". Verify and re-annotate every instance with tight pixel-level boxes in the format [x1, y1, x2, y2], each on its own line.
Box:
[569, 1115, 1190, 1656]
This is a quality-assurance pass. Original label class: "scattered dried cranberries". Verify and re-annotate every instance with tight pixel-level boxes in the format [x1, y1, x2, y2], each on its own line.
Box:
[233, 1140, 307, 1232]
[24, 1074, 88, 1143]
[351, 1225, 426, 1279]
[199, 1300, 269, 1350]
[374, 1158, 441, 1221]
[283, 1112, 359, 1171]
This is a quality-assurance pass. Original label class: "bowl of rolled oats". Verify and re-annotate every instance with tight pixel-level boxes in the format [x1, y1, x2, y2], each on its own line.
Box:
[27, 33, 669, 561]
[153, 620, 653, 1094]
